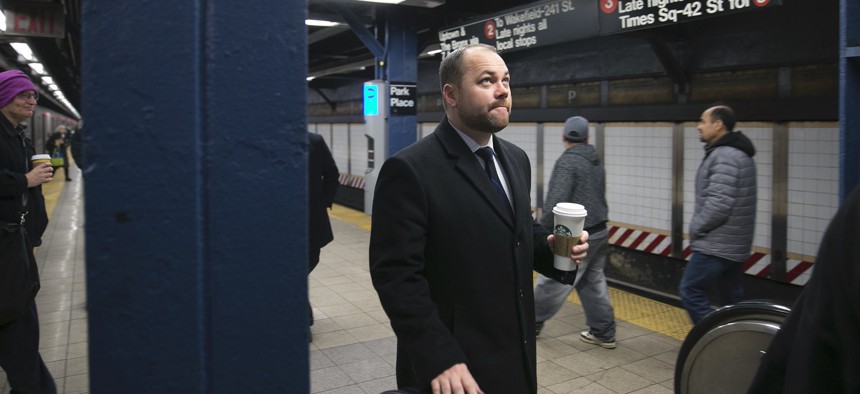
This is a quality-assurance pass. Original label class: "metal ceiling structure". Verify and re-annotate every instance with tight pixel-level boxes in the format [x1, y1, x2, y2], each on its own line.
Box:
[0, 0, 80, 118]
[307, 0, 538, 90]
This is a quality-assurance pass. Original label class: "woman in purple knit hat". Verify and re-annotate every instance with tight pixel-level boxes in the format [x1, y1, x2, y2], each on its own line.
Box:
[0, 69, 57, 394]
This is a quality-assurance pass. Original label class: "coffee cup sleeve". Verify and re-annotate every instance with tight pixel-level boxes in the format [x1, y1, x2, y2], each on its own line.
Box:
[551, 234, 580, 258]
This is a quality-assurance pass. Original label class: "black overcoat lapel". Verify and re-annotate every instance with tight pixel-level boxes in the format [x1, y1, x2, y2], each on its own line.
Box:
[433, 120, 515, 229]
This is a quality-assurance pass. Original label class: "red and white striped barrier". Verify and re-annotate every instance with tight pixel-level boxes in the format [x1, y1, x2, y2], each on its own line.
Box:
[338, 174, 366, 190]
[608, 225, 813, 286]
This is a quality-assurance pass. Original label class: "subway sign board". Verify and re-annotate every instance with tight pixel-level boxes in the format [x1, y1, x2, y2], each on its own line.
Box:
[438, 0, 781, 57]
[438, 0, 598, 57]
[389, 83, 417, 116]
[598, 0, 783, 35]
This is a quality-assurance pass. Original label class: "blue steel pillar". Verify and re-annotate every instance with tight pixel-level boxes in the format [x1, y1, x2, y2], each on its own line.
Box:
[82, 1, 308, 392]
[382, 8, 418, 156]
[841, 0, 860, 201]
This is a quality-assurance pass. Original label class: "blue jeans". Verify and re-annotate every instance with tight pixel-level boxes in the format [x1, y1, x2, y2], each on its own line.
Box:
[679, 252, 744, 324]
[534, 229, 615, 341]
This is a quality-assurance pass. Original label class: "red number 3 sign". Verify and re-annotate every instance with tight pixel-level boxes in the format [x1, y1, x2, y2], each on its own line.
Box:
[601, 0, 618, 14]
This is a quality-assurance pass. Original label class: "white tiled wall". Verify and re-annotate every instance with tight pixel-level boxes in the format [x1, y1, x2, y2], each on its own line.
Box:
[501, 123, 540, 204]
[312, 120, 841, 264]
[606, 124, 674, 231]
[329, 124, 350, 174]
[787, 123, 840, 257]
[348, 123, 367, 176]
[542, 123, 566, 201]
[420, 122, 436, 139]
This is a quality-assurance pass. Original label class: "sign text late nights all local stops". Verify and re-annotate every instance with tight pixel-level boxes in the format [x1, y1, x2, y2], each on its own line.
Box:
[437, 0, 781, 57]
[438, 0, 598, 57]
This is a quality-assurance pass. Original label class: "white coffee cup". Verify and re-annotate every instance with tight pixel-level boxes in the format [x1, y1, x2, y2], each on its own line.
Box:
[31, 154, 51, 167]
[551, 202, 587, 271]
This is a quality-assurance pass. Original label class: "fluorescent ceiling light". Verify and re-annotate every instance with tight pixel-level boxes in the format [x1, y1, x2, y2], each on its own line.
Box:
[0, 11, 6, 32]
[11, 43, 35, 61]
[306, 19, 340, 27]
[307, 76, 316, 81]
[28, 63, 46, 75]
[354, 0, 405, 4]
[426, 49, 442, 55]
[41, 76, 54, 84]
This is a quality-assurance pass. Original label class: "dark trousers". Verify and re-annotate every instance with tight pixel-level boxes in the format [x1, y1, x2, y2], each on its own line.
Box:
[0, 301, 56, 394]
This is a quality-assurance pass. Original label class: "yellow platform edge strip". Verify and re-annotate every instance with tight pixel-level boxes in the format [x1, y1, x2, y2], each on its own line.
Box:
[329, 203, 692, 341]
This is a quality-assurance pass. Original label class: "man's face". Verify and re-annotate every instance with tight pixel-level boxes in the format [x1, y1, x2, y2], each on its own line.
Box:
[697, 108, 723, 145]
[445, 48, 512, 135]
[0, 90, 37, 124]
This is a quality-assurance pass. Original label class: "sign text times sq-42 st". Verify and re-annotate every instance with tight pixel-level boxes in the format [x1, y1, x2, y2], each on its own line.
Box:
[438, 0, 781, 57]
[598, 0, 782, 34]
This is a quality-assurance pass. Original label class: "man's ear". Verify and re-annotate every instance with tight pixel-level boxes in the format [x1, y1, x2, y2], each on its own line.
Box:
[442, 83, 457, 108]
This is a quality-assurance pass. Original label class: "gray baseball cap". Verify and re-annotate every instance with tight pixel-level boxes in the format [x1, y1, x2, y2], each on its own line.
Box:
[563, 116, 589, 142]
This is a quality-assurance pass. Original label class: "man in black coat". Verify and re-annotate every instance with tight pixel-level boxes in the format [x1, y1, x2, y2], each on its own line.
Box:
[747, 185, 860, 393]
[45, 124, 71, 181]
[0, 69, 56, 393]
[308, 132, 339, 328]
[369, 44, 589, 394]
[308, 132, 339, 272]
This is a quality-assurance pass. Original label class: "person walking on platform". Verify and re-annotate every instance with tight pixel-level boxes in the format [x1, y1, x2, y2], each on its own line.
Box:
[747, 185, 860, 393]
[0, 70, 57, 393]
[45, 124, 71, 181]
[307, 132, 339, 332]
[369, 44, 589, 394]
[680, 105, 757, 324]
[533, 116, 616, 349]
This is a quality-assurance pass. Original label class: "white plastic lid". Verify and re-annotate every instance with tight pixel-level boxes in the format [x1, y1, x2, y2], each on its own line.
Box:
[552, 202, 587, 217]
[31, 154, 51, 160]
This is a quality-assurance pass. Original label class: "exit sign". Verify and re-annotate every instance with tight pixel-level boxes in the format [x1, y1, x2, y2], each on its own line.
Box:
[3, 3, 65, 38]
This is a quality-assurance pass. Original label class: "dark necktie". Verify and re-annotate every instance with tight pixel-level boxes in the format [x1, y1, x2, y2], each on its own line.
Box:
[476, 147, 513, 218]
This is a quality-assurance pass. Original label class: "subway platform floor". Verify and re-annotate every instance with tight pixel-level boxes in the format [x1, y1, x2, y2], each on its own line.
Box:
[311, 205, 689, 394]
[1, 161, 689, 393]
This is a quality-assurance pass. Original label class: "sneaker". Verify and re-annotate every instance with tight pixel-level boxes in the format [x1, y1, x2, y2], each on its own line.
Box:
[580, 331, 616, 349]
[535, 321, 545, 336]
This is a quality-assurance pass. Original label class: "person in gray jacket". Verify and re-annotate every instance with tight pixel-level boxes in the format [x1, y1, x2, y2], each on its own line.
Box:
[533, 116, 615, 348]
[680, 105, 757, 324]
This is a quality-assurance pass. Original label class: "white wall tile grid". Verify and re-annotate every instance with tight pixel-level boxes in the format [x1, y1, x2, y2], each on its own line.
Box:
[310, 121, 841, 284]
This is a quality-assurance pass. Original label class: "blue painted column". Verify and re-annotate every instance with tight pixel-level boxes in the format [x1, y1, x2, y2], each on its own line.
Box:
[82, 1, 308, 392]
[841, 0, 860, 201]
[383, 8, 418, 156]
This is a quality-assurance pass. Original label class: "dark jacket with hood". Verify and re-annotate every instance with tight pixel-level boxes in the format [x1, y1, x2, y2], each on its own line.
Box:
[540, 143, 608, 232]
[690, 131, 757, 262]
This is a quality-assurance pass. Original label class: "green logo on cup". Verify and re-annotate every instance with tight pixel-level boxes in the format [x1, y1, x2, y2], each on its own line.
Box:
[554, 225, 572, 236]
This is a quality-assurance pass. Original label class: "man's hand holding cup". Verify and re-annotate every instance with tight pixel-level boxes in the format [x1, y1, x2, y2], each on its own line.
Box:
[547, 202, 589, 270]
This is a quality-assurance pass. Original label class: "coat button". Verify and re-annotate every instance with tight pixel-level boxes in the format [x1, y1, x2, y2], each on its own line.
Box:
[519, 289, 524, 299]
